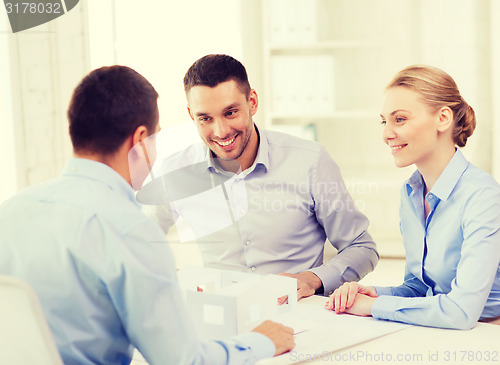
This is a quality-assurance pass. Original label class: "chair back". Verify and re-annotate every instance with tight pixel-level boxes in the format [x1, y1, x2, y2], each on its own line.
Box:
[0, 276, 63, 365]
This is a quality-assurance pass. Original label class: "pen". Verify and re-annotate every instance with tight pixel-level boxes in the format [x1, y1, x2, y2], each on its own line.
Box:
[293, 329, 308, 336]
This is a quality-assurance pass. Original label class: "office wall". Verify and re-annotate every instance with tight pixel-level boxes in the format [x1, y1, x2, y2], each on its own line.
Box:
[1, 1, 499, 258]
[0, 13, 17, 203]
[0, 4, 89, 198]
[88, 0, 245, 130]
[0, 0, 245, 200]
[491, 0, 500, 179]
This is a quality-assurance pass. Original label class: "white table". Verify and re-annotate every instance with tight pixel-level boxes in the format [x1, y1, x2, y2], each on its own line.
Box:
[132, 295, 500, 365]
[263, 295, 500, 365]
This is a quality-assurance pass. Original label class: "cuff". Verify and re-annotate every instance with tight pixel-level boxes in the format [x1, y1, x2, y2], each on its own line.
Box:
[373, 286, 393, 296]
[307, 266, 342, 297]
[371, 295, 397, 321]
[231, 332, 275, 361]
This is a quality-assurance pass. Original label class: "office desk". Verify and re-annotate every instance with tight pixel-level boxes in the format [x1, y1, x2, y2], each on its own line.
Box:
[132, 295, 500, 365]
[260, 295, 500, 365]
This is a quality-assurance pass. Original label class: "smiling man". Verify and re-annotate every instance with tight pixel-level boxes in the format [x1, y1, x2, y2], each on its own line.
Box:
[141, 54, 379, 299]
[187, 74, 259, 173]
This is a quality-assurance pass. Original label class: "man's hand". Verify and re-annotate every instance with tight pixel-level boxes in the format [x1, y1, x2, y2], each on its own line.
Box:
[325, 282, 377, 314]
[252, 320, 295, 356]
[279, 271, 322, 300]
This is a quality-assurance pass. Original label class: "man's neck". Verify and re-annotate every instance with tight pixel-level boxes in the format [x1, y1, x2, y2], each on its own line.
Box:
[74, 149, 132, 186]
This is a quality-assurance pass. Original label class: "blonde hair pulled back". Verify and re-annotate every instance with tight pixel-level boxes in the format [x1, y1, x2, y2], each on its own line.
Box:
[387, 65, 476, 147]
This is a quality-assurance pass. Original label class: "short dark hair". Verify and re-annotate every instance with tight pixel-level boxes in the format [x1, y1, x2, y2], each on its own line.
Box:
[183, 54, 251, 98]
[68, 65, 159, 155]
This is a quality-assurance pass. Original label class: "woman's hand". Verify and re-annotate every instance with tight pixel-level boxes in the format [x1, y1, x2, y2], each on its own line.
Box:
[325, 282, 378, 314]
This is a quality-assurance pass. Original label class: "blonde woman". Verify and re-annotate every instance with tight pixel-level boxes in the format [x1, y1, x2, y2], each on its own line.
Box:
[326, 65, 500, 329]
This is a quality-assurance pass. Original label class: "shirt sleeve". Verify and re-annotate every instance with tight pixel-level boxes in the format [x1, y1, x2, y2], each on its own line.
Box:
[371, 186, 500, 330]
[137, 175, 178, 235]
[141, 203, 176, 234]
[307, 147, 379, 296]
[373, 265, 429, 297]
[105, 219, 275, 364]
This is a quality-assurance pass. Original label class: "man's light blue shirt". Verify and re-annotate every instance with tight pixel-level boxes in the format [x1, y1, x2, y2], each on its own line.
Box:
[372, 149, 500, 329]
[0, 158, 274, 364]
[140, 127, 379, 296]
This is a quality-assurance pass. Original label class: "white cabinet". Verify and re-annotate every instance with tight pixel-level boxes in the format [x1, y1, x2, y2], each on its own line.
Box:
[261, 0, 417, 129]
[254, 0, 493, 257]
[259, 0, 419, 257]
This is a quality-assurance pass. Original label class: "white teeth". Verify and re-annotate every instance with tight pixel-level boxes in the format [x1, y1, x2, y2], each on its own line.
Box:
[216, 137, 235, 146]
[391, 145, 405, 151]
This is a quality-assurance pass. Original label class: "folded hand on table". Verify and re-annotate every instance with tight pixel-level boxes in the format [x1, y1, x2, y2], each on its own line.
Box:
[325, 282, 378, 316]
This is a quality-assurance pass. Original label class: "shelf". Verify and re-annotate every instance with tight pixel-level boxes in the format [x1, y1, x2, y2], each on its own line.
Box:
[258, 0, 428, 256]
[269, 110, 378, 124]
[269, 40, 382, 53]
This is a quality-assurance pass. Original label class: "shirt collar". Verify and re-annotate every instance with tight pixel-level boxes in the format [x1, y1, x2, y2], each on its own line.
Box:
[406, 169, 424, 196]
[205, 124, 269, 175]
[405, 149, 469, 201]
[252, 125, 269, 172]
[62, 158, 139, 207]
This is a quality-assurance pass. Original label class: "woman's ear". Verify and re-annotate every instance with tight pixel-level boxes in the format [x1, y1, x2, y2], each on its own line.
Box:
[436, 106, 454, 132]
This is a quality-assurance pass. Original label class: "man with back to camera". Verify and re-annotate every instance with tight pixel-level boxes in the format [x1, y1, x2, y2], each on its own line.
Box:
[139, 54, 379, 299]
[0, 65, 294, 364]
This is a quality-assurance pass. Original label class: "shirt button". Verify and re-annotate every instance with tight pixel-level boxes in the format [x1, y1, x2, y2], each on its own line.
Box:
[428, 194, 433, 199]
[251, 266, 256, 272]
[245, 240, 251, 246]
